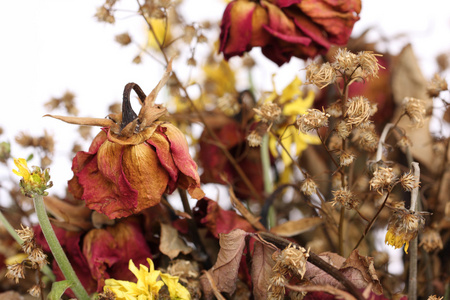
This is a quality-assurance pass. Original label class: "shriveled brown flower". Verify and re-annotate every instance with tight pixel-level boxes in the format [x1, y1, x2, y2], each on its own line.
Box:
[16, 225, 35, 244]
[28, 285, 41, 298]
[370, 167, 396, 194]
[253, 102, 282, 125]
[339, 151, 355, 167]
[419, 228, 443, 252]
[333, 48, 357, 72]
[399, 171, 419, 192]
[247, 130, 263, 147]
[115, 32, 132, 46]
[403, 97, 426, 128]
[275, 244, 309, 278]
[326, 100, 343, 118]
[300, 177, 317, 196]
[427, 73, 448, 97]
[297, 109, 330, 133]
[357, 126, 378, 152]
[335, 120, 352, 139]
[331, 187, 360, 209]
[5, 263, 25, 283]
[345, 96, 371, 126]
[305, 62, 336, 89]
[385, 208, 425, 253]
[355, 51, 384, 79]
[28, 248, 48, 268]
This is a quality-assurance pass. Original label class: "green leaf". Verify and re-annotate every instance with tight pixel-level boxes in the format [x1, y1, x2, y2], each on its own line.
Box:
[47, 280, 72, 300]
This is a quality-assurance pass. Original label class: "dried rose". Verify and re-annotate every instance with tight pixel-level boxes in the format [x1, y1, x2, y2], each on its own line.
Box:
[219, 0, 361, 66]
[46, 63, 204, 219]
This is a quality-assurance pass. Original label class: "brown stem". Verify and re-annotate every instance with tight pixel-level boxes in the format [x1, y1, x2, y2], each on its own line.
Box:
[353, 191, 390, 250]
[257, 232, 365, 300]
[121, 83, 146, 130]
[338, 207, 345, 256]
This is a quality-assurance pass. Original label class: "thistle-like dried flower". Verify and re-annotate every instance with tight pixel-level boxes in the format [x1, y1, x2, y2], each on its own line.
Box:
[326, 100, 343, 118]
[403, 97, 426, 128]
[345, 96, 371, 126]
[16, 225, 35, 244]
[358, 127, 378, 152]
[355, 51, 384, 79]
[333, 48, 357, 72]
[419, 228, 443, 252]
[28, 248, 48, 268]
[385, 208, 425, 253]
[277, 244, 310, 278]
[253, 102, 282, 125]
[300, 178, 317, 196]
[335, 120, 352, 139]
[297, 109, 330, 133]
[115, 32, 132, 46]
[305, 62, 336, 89]
[247, 130, 263, 147]
[5, 263, 25, 283]
[339, 151, 355, 167]
[331, 187, 360, 209]
[399, 171, 419, 192]
[370, 167, 396, 194]
[28, 285, 41, 298]
[427, 73, 448, 97]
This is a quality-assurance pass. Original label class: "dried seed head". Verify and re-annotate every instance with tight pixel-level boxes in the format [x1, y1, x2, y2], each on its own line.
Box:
[333, 48, 357, 72]
[331, 188, 360, 210]
[370, 167, 396, 194]
[247, 130, 263, 147]
[217, 93, 240, 116]
[95, 5, 115, 24]
[339, 151, 356, 167]
[356, 51, 384, 79]
[403, 97, 426, 128]
[28, 248, 48, 268]
[345, 96, 371, 126]
[419, 228, 443, 252]
[5, 263, 25, 283]
[277, 244, 309, 278]
[300, 178, 317, 196]
[358, 127, 378, 152]
[385, 209, 425, 253]
[115, 32, 132, 46]
[305, 62, 336, 89]
[297, 109, 330, 133]
[16, 225, 35, 244]
[335, 120, 352, 139]
[28, 285, 41, 298]
[326, 100, 343, 118]
[427, 73, 448, 97]
[399, 171, 419, 192]
[253, 102, 282, 124]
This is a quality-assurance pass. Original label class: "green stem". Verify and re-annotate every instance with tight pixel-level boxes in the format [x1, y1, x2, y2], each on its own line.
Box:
[0, 210, 56, 282]
[33, 195, 89, 300]
[261, 134, 276, 228]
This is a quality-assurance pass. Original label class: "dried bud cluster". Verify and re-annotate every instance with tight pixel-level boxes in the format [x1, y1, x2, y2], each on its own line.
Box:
[370, 167, 396, 194]
[331, 187, 360, 209]
[297, 109, 330, 133]
[403, 97, 426, 128]
[419, 228, 443, 252]
[305, 62, 336, 89]
[385, 208, 425, 253]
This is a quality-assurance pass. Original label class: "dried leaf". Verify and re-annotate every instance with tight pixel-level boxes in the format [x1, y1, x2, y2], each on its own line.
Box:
[200, 229, 248, 298]
[44, 196, 93, 231]
[159, 223, 193, 260]
[287, 284, 356, 300]
[251, 240, 276, 300]
[304, 252, 345, 286]
[270, 217, 323, 237]
[340, 250, 382, 295]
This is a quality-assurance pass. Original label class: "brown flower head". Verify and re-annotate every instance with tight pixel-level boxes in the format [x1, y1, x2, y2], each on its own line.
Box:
[345, 96, 371, 127]
[300, 177, 317, 196]
[219, 0, 361, 66]
[331, 187, 360, 209]
[370, 167, 396, 194]
[5, 263, 25, 283]
[305, 62, 336, 88]
[403, 97, 426, 128]
[385, 208, 425, 253]
[45, 62, 204, 219]
[297, 108, 330, 133]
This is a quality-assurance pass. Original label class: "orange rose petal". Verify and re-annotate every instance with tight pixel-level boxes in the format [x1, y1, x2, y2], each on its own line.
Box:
[122, 143, 169, 213]
[147, 131, 179, 193]
[161, 124, 204, 199]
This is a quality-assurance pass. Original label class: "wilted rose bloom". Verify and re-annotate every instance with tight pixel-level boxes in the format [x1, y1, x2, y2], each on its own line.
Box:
[47, 64, 204, 219]
[219, 0, 361, 66]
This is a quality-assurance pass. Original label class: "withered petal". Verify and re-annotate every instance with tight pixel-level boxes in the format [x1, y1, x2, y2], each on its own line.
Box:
[106, 124, 158, 145]
[161, 124, 204, 199]
[122, 143, 169, 213]
[44, 114, 115, 128]
[147, 131, 179, 193]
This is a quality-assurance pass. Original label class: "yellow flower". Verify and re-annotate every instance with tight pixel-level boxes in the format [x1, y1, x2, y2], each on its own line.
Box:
[12, 158, 31, 181]
[104, 258, 191, 300]
[160, 273, 191, 300]
[12, 158, 52, 197]
[265, 77, 320, 181]
[384, 209, 425, 254]
[147, 18, 171, 49]
[104, 259, 164, 300]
